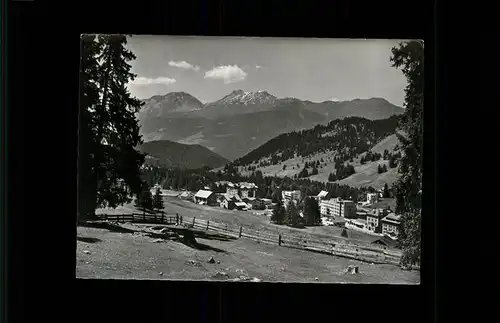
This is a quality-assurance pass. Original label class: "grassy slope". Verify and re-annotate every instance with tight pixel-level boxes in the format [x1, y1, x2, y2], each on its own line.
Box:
[76, 223, 418, 284]
[227, 134, 401, 190]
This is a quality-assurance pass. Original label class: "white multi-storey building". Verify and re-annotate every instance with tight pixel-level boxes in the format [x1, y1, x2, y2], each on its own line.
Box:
[319, 198, 356, 218]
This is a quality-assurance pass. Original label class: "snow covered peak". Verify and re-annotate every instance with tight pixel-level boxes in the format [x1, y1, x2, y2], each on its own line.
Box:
[215, 90, 277, 105]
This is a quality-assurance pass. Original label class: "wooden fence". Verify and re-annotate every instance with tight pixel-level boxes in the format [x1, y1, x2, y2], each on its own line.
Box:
[96, 212, 405, 266]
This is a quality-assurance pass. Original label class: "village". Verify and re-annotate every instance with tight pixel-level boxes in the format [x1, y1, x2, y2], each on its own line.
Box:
[152, 180, 401, 248]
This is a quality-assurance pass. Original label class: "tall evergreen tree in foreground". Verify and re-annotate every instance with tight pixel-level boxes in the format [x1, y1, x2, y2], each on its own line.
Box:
[390, 40, 423, 268]
[78, 34, 145, 222]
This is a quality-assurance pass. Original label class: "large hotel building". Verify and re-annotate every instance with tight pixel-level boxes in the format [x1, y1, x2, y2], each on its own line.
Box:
[319, 198, 357, 218]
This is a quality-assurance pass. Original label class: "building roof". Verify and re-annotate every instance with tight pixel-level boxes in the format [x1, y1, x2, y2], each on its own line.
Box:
[239, 182, 258, 189]
[317, 190, 330, 198]
[194, 190, 214, 199]
[382, 213, 401, 224]
[235, 202, 247, 207]
[333, 216, 346, 223]
[371, 235, 398, 248]
[179, 191, 192, 198]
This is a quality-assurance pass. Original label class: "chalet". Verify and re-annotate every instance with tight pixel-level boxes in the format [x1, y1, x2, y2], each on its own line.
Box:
[239, 182, 258, 198]
[260, 198, 273, 209]
[226, 183, 239, 198]
[332, 216, 346, 227]
[244, 197, 265, 210]
[178, 191, 194, 200]
[381, 213, 401, 238]
[316, 190, 331, 201]
[193, 190, 217, 206]
[371, 235, 398, 249]
[220, 194, 236, 210]
[234, 202, 248, 211]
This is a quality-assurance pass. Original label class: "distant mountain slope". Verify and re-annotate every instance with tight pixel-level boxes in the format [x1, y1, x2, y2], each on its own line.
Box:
[225, 117, 402, 190]
[138, 140, 229, 169]
[139, 103, 326, 161]
[232, 115, 400, 167]
[139, 92, 204, 119]
[305, 98, 404, 121]
[137, 90, 404, 161]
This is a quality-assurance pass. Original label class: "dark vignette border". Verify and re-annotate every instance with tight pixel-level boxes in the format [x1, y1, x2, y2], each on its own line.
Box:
[6, 0, 455, 322]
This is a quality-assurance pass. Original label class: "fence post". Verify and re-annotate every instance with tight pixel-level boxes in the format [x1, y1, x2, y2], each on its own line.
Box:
[206, 221, 210, 231]
[193, 217, 196, 226]
[225, 224, 228, 232]
[143, 209, 146, 221]
[239, 226, 242, 238]
[155, 212, 157, 222]
[278, 234, 282, 246]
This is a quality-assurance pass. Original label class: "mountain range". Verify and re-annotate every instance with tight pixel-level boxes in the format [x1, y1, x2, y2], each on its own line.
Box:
[137, 90, 405, 161]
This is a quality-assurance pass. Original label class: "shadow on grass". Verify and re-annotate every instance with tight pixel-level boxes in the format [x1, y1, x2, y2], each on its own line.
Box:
[78, 221, 136, 234]
[178, 239, 228, 253]
[167, 227, 237, 242]
[77, 236, 102, 243]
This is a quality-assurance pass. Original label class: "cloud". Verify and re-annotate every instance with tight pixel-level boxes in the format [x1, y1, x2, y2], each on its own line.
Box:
[129, 77, 177, 86]
[204, 65, 247, 84]
[255, 65, 262, 69]
[168, 60, 200, 72]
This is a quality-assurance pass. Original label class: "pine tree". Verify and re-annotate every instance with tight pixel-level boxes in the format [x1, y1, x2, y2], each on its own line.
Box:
[271, 201, 286, 225]
[383, 183, 391, 198]
[153, 187, 164, 211]
[303, 197, 320, 226]
[283, 164, 287, 170]
[285, 200, 300, 227]
[391, 40, 423, 268]
[382, 164, 388, 173]
[78, 35, 145, 222]
[377, 165, 383, 174]
[135, 182, 153, 211]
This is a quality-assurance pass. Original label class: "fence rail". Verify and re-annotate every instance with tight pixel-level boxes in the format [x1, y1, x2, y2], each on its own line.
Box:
[95, 211, 406, 266]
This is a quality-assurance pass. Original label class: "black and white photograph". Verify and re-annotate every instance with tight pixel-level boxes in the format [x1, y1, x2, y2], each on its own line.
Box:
[77, 35, 423, 284]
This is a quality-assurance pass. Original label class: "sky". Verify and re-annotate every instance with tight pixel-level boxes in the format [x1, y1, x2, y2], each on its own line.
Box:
[125, 36, 410, 107]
